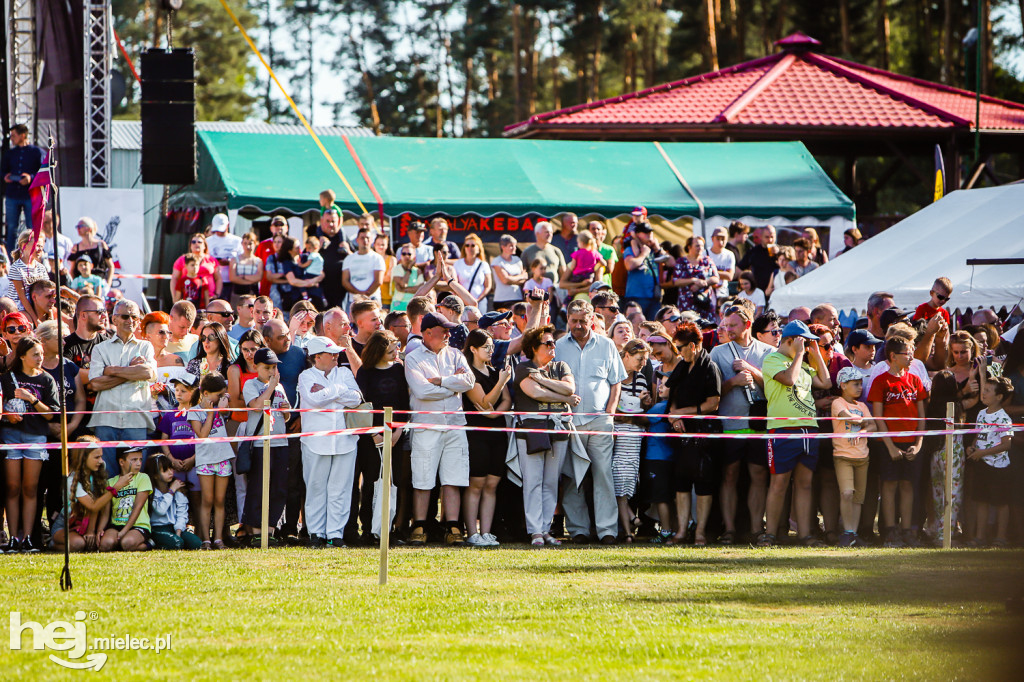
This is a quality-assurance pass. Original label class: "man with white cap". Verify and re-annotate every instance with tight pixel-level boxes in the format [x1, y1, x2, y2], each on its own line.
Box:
[297, 336, 365, 548]
[404, 312, 477, 546]
[206, 213, 242, 302]
[708, 225, 736, 298]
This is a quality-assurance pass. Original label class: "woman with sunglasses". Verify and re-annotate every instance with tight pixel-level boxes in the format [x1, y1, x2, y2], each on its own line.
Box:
[390, 244, 423, 314]
[5, 230, 50, 320]
[226, 328, 266, 543]
[513, 324, 580, 547]
[66, 217, 114, 289]
[228, 232, 264, 308]
[186, 322, 234, 379]
[141, 312, 184, 370]
[752, 311, 783, 349]
[171, 233, 222, 304]
[453, 234, 492, 312]
[0, 311, 33, 372]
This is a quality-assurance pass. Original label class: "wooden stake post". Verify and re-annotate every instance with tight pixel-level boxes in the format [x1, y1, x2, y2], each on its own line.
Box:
[943, 402, 954, 550]
[261, 399, 271, 551]
[379, 407, 393, 585]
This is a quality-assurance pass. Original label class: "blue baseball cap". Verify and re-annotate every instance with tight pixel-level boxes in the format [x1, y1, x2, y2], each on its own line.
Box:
[845, 328, 883, 348]
[781, 320, 819, 341]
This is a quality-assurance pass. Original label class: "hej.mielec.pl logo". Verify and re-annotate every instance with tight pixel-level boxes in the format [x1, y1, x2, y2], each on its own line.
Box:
[9, 610, 172, 671]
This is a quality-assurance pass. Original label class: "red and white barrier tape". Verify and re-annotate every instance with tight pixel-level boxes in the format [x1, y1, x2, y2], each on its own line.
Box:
[2, 426, 383, 450]
[114, 273, 172, 280]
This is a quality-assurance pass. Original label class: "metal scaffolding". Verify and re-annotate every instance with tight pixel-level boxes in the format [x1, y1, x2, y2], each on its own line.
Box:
[8, 0, 36, 132]
[83, 0, 111, 187]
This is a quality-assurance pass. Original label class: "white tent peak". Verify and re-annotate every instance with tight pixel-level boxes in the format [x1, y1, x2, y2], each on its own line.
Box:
[769, 184, 1024, 315]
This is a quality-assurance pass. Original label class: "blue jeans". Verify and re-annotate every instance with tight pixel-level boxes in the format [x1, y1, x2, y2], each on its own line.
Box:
[5, 197, 32, 252]
[94, 426, 149, 475]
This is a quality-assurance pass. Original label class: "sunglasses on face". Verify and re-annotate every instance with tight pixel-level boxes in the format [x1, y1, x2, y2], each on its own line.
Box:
[539, 340, 556, 347]
[209, 310, 235, 318]
[767, 329, 782, 336]
[202, 335, 219, 343]
[934, 292, 949, 302]
[83, 309, 106, 316]
[5, 325, 28, 334]
[117, 314, 140, 322]
[153, 329, 171, 336]
[191, 240, 203, 245]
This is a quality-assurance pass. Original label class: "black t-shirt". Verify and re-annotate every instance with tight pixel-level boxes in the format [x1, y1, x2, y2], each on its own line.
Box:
[1, 369, 60, 436]
[321, 232, 348, 308]
[738, 244, 775, 292]
[62, 331, 110, 370]
[463, 365, 504, 428]
[355, 363, 409, 427]
[666, 350, 722, 414]
[44, 358, 79, 407]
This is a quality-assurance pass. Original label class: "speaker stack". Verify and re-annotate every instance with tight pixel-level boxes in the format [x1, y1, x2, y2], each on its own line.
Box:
[140, 48, 197, 185]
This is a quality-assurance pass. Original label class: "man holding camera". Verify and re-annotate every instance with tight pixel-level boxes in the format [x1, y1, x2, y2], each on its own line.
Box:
[623, 222, 672, 320]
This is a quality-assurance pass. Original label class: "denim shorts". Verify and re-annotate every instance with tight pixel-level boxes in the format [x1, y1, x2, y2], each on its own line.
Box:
[1, 428, 49, 461]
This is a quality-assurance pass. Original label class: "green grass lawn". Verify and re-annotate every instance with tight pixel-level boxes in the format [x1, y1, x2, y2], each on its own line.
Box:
[2, 547, 1022, 680]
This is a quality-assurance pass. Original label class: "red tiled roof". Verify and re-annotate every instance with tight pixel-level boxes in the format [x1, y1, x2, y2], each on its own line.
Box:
[506, 34, 1024, 135]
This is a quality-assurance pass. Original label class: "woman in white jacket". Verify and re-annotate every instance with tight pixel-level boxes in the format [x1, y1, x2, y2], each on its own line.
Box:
[297, 336, 364, 548]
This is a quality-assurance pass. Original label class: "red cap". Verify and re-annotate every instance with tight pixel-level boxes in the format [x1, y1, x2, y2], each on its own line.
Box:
[2, 311, 31, 328]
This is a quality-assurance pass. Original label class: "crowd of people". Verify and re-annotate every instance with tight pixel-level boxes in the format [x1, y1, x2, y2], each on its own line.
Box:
[0, 191, 1022, 554]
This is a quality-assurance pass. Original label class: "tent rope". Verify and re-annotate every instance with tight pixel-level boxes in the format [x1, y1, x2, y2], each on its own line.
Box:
[217, 0, 369, 215]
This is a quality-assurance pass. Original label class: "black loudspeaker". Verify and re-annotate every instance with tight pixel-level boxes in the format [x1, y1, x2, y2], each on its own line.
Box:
[140, 48, 197, 185]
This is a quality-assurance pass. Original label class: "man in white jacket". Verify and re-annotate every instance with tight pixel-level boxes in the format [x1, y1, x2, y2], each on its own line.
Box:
[404, 313, 476, 546]
[297, 336, 364, 548]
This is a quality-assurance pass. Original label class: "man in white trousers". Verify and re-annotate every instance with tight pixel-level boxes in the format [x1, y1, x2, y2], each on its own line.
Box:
[297, 336, 364, 548]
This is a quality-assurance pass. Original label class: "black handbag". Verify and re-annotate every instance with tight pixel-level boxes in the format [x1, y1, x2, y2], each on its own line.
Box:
[749, 399, 769, 432]
[521, 417, 554, 454]
[235, 413, 264, 475]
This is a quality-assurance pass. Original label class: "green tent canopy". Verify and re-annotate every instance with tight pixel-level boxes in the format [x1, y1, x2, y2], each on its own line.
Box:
[175, 133, 854, 248]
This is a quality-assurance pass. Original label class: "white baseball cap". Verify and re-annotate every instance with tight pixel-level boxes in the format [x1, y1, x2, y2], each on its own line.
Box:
[306, 336, 343, 356]
[211, 213, 230, 233]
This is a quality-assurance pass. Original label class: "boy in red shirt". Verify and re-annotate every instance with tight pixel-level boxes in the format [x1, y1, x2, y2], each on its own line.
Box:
[868, 335, 928, 548]
[913, 276, 952, 326]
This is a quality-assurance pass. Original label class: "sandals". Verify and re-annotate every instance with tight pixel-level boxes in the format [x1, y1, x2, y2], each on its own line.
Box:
[200, 541, 212, 550]
[693, 535, 707, 547]
[718, 530, 736, 546]
[531, 535, 545, 548]
[542, 533, 562, 546]
[212, 539, 226, 550]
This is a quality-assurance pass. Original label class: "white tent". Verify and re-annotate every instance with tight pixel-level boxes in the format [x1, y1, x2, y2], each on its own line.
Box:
[769, 185, 1024, 315]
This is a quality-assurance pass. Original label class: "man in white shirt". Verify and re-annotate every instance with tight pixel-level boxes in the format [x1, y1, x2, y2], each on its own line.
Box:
[404, 221, 434, 266]
[554, 298, 627, 544]
[404, 312, 476, 546]
[708, 226, 736, 300]
[88, 300, 157, 473]
[205, 213, 243, 301]
[341, 227, 385, 312]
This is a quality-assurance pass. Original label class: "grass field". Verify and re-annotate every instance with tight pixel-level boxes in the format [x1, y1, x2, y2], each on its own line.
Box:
[2, 547, 1023, 681]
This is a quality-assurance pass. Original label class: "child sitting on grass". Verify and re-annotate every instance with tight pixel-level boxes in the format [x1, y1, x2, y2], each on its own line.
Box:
[831, 367, 877, 547]
[51, 435, 127, 552]
[966, 375, 1014, 547]
[913, 276, 952, 325]
[98, 447, 152, 552]
[146, 454, 202, 550]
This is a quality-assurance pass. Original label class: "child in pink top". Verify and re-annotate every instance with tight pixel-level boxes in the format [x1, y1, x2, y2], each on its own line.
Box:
[567, 230, 606, 283]
[831, 366, 877, 547]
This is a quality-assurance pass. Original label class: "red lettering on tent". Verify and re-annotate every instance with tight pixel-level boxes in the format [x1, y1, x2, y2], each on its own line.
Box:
[464, 216, 478, 232]
[507, 217, 519, 232]
[521, 217, 534, 232]
[494, 217, 505, 231]
[480, 217, 490, 231]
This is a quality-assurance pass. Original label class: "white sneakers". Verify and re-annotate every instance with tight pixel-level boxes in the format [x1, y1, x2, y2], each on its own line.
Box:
[466, 532, 500, 547]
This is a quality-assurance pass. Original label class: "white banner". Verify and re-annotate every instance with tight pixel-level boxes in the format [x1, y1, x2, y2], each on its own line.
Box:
[59, 187, 147, 309]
